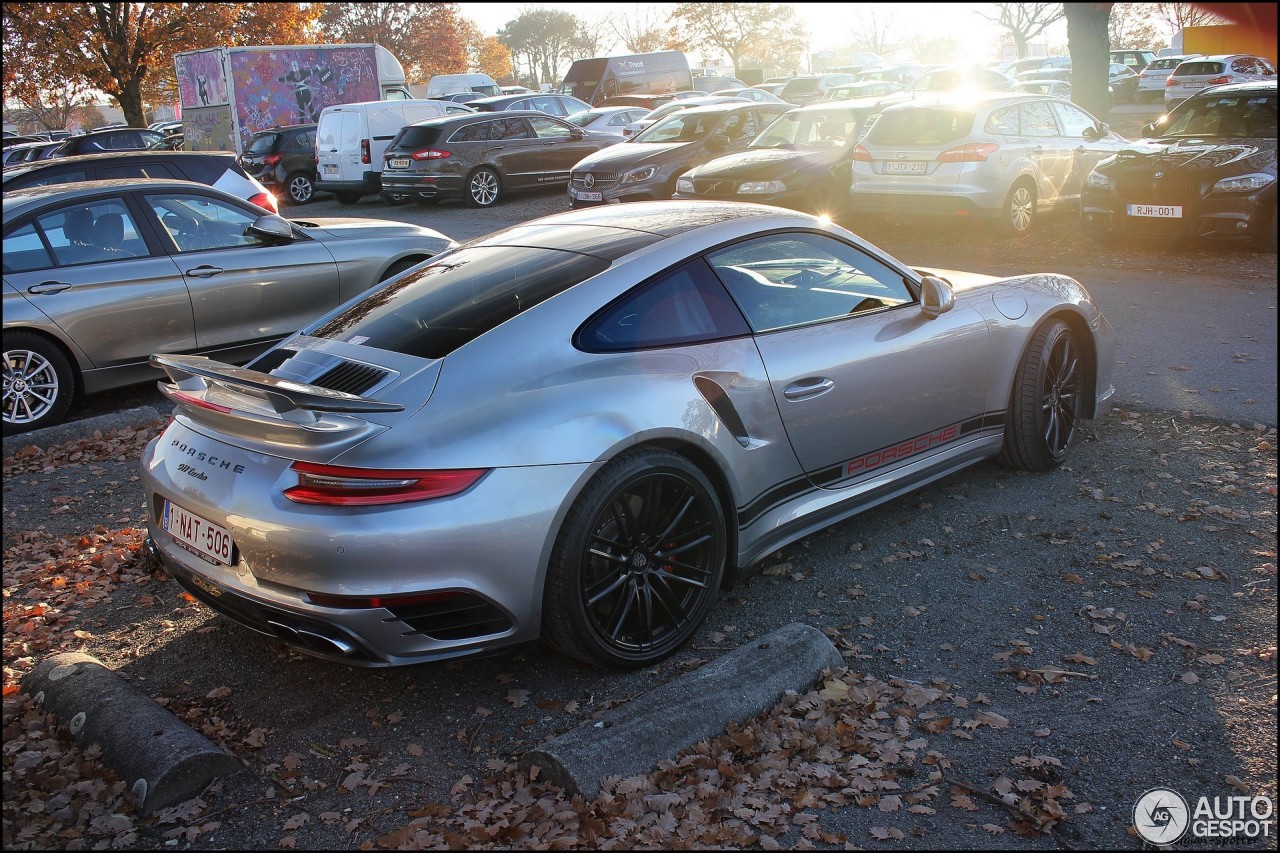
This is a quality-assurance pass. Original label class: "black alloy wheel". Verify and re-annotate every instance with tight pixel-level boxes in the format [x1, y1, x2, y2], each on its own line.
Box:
[1001, 319, 1083, 472]
[543, 449, 726, 667]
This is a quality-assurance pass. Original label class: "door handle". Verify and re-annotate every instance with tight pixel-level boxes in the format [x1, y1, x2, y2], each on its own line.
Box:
[185, 265, 223, 278]
[27, 280, 72, 294]
[1031, 146, 1044, 155]
[783, 378, 835, 401]
[490, 145, 504, 150]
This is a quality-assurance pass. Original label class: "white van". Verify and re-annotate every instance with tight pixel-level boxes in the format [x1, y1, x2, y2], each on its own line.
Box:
[424, 73, 501, 99]
[315, 99, 473, 204]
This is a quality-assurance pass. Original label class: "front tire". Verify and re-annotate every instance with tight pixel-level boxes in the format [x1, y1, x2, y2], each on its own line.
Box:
[465, 166, 502, 208]
[3, 332, 75, 436]
[284, 172, 314, 205]
[1000, 319, 1083, 472]
[995, 179, 1036, 237]
[542, 448, 727, 667]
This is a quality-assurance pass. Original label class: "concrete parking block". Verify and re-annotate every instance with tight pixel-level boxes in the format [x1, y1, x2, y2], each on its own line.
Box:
[519, 622, 843, 798]
[22, 652, 242, 815]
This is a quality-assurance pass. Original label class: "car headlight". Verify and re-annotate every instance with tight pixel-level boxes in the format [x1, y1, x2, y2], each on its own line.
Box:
[621, 165, 657, 184]
[1085, 170, 1113, 189]
[737, 180, 787, 194]
[676, 176, 695, 194]
[1211, 173, 1275, 193]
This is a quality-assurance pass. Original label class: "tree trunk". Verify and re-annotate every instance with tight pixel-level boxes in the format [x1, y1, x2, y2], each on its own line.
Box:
[1066, 3, 1114, 120]
[1014, 33, 1029, 58]
[116, 76, 147, 129]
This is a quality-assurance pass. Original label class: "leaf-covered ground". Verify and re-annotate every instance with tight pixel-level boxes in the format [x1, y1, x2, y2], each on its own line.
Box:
[3, 411, 1276, 849]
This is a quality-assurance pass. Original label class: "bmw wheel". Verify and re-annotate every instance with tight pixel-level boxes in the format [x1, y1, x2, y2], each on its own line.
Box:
[3, 332, 75, 436]
[1000, 319, 1082, 472]
[465, 166, 502, 208]
[543, 448, 726, 667]
[285, 172, 314, 205]
[995, 179, 1037, 237]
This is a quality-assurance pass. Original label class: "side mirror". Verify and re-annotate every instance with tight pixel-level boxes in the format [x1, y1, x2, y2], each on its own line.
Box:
[1142, 122, 1157, 137]
[1082, 125, 1102, 141]
[569, 129, 584, 140]
[919, 275, 954, 318]
[248, 214, 293, 242]
[706, 133, 731, 152]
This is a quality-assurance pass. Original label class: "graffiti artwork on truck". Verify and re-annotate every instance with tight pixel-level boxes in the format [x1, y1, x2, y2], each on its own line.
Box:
[176, 49, 229, 108]
[229, 46, 381, 150]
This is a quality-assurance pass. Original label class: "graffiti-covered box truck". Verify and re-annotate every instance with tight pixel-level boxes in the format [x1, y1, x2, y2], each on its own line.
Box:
[175, 44, 412, 155]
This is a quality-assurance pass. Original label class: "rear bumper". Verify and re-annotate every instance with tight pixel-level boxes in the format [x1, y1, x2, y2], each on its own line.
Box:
[849, 191, 990, 217]
[316, 171, 380, 195]
[380, 172, 465, 201]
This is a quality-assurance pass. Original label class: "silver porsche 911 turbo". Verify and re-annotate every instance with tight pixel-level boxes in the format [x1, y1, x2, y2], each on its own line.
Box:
[142, 201, 1115, 668]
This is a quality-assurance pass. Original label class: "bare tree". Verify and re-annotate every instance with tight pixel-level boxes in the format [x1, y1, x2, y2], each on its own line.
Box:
[977, 2, 1065, 58]
[1109, 2, 1162, 49]
[671, 2, 805, 74]
[570, 22, 616, 60]
[1066, 2, 1113, 118]
[1153, 1, 1228, 32]
[849, 6, 898, 58]
[610, 4, 675, 53]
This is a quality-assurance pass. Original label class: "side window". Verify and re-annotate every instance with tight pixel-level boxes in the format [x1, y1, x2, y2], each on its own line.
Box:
[489, 118, 532, 141]
[175, 157, 223, 184]
[985, 105, 1020, 136]
[11, 169, 88, 188]
[509, 99, 531, 111]
[1020, 101, 1058, 137]
[2, 222, 54, 273]
[146, 193, 263, 252]
[607, 113, 629, 126]
[530, 96, 566, 116]
[450, 122, 489, 143]
[578, 258, 749, 351]
[529, 116, 572, 139]
[36, 199, 146, 265]
[707, 232, 913, 333]
[1051, 102, 1098, 138]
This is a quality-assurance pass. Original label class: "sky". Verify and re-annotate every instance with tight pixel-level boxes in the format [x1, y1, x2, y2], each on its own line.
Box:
[454, 2, 1075, 62]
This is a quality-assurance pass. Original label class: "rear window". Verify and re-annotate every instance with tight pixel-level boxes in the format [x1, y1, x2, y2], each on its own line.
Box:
[782, 78, 819, 95]
[1176, 61, 1224, 76]
[246, 133, 279, 155]
[311, 246, 610, 360]
[395, 126, 444, 149]
[1148, 58, 1183, 71]
[866, 109, 974, 146]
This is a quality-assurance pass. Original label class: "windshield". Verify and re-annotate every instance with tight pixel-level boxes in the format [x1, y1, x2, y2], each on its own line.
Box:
[632, 111, 721, 143]
[1154, 93, 1277, 138]
[246, 133, 279, 155]
[749, 109, 861, 150]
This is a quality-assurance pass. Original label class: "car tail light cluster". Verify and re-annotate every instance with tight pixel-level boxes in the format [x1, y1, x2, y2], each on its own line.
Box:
[249, 191, 279, 213]
[852, 144, 873, 162]
[284, 461, 487, 506]
[360, 138, 371, 164]
[937, 142, 1000, 163]
[410, 149, 451, 160]
[263, 154, 282, 167]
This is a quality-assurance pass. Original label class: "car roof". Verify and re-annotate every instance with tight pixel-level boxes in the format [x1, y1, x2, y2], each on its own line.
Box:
[1194, 80, 1277, 94]
[402, 109, 554, 129]
[2, 177, 236, 220]
[2, 150, 230, 175]
[878, 92, 1038, 111]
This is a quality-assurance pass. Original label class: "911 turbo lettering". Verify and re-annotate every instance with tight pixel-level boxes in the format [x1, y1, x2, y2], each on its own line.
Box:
[846, 423, 961, 476]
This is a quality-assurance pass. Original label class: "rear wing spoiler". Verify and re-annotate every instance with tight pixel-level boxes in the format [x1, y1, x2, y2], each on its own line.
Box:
[152, 353, 404, 416]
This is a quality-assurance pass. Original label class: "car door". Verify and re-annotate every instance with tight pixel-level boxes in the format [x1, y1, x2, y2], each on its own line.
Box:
[1049, 100, 1124, 199]
[1018, 100, 1072, 208]
[3, 195, 195, 368]
[139, 189, 339, 351]
[526, 115, 597, 183]
[483, 116, 539, 188]
[706, 232, 991, 487]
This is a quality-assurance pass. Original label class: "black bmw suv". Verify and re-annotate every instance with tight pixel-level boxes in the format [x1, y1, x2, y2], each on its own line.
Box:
[1081, 81, 1277, 251]
[240, 124, 319, 205]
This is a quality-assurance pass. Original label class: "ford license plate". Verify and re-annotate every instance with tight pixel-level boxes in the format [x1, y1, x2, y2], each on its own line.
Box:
[388, 157, 410, 169]
[884, 161, 927, 174]
[163, 500, 233, 566]
[322, 164, 339, 175]
[573, 189, 603, 201]
[1127, 204, 1182, 218]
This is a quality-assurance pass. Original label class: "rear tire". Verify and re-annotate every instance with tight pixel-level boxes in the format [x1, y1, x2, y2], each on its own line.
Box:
[284, 172, 314, 205]
[542, 448, 726, 667]
[334, 191, 361, 205]
[3, 331, 76, 436]
[1000, 319, 1083, 472]
[465, 166, 502, 208]
[994, 179, 1036, 237]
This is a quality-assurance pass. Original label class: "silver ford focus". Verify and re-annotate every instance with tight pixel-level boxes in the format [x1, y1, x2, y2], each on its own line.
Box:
[142, 202, 1116, 668]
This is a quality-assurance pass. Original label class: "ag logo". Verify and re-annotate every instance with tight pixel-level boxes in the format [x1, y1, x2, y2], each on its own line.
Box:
[1134, 788, 1189, 845]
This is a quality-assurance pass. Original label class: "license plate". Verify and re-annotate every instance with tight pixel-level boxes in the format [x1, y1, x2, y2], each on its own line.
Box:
[883, 161, 927, 174]
[1127, 204, 1183, 218]
[388, 157, 410, 169]
[573, 189, 603, 201]
[322, 164, 339, 175]
[1184, 82, 1205, 88]
[162, 500, 234, 566]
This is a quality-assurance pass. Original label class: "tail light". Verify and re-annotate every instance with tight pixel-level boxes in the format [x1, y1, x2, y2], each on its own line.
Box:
[1206, 76, 1232, 85]
[410, 148, 451, 160]
[937, 142, 1000, 163]
[852, 144, 873, 162]
[248, 191, 278, 213]
[284, 461, 487, 506]
[360, 138, 371, 164]
[263, 153, 282, 167]
[306, 589, 465, 609]
[1166, 77, 1178, 87]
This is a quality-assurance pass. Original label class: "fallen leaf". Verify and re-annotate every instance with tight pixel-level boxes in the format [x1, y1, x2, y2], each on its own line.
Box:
[1226, 775, 1250, 793]
[507, 688, 530, 708]
[205, 686, 231, 700]
[1181, 672, 1201, 684]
